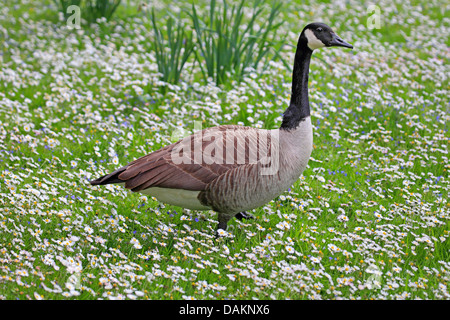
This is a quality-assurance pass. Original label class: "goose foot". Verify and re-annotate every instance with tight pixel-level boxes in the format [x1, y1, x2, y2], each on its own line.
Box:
[235, 211, 254, 221]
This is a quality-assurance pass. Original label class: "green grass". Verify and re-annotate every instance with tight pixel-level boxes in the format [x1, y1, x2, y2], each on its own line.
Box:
[189, 0, 286, 86]
[148, 8, 195, 86]
[0, 0, 448, 300]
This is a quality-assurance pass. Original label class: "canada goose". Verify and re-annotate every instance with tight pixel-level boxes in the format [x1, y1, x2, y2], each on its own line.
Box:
[90, 22, 353, 234]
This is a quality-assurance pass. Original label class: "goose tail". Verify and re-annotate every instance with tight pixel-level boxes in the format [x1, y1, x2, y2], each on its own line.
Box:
[89, 167, 127, 186]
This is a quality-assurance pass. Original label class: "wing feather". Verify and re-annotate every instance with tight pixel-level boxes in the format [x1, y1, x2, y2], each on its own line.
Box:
[90, 125, 276, 192]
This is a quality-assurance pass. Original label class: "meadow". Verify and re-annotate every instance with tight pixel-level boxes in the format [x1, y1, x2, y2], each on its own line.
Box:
[0, 0, 449, 300]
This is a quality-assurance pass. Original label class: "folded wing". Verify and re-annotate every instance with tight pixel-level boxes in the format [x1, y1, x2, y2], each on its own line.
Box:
[90, 125, 274, 192]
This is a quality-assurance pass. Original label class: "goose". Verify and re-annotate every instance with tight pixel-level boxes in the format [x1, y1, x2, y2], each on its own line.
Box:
[90, 22, 353, 235]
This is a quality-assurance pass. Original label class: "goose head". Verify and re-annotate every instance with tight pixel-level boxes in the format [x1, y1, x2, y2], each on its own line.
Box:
[302, 22, 353, 51]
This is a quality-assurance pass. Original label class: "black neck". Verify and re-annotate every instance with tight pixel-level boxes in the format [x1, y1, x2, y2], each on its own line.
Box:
[280, 36, 312, 130]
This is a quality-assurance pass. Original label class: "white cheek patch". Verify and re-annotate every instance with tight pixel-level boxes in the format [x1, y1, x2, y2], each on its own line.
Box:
[305, 29, 325, 50]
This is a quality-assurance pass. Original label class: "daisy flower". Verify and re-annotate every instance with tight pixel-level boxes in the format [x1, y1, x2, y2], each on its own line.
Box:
[130, 237, 142, 249]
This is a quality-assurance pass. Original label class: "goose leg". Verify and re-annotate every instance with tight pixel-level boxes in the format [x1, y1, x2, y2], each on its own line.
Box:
[235, 211, 255, 220]
[217, 219, 228, 231]
[215, 213, 232, 238]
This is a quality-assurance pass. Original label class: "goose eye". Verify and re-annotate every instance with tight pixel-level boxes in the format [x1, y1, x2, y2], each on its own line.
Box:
[317, 27, 323, 32]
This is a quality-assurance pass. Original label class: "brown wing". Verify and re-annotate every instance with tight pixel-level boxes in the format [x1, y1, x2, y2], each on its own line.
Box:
[90, 125, 274, 192]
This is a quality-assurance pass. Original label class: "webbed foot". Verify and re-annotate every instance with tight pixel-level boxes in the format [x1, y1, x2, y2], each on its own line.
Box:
[235, 211, 255, 221]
